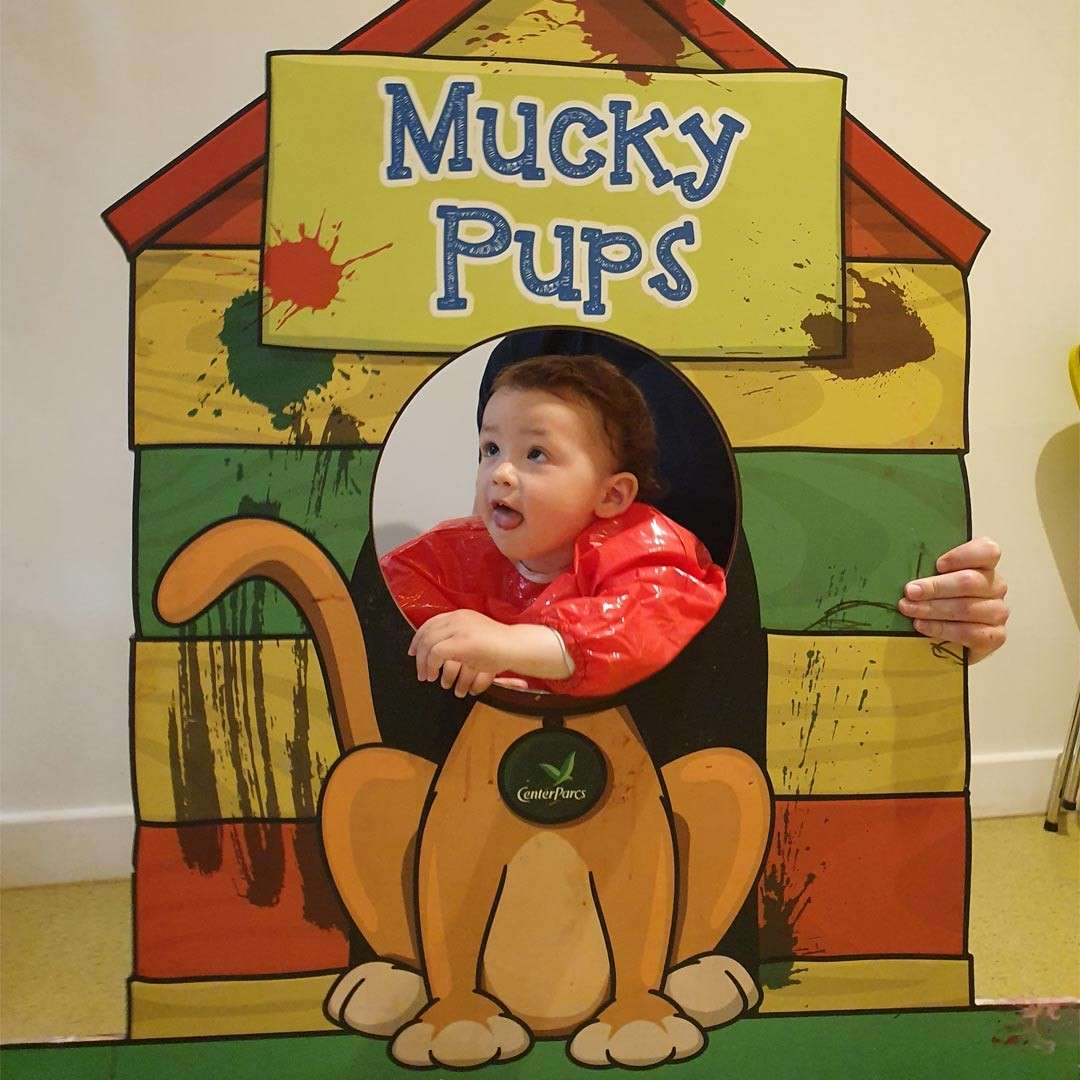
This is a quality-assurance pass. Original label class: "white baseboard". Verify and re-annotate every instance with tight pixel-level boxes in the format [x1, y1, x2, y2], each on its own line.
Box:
[0, 755, 1063, 888]
[970, 749, 1063, 819]
[0, 805, 135, 888]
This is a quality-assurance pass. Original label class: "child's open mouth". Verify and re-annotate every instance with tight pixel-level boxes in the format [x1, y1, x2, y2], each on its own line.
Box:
[491, 501, 523, 530]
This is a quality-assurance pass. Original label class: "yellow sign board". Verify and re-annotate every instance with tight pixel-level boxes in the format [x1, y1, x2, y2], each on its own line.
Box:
[263, 54, 843, 357]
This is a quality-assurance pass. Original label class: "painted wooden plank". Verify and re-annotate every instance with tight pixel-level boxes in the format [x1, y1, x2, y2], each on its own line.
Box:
[128, 957, 971, 1039]
[134, 254, 965, 451]
[132, 250, 440, 447]
[758, 797, 967, 961]
[766, 636, 965, 797]
[135, 634, 962, 824]
[135, 448, 377, 638]
[737, 451, 968, 632]
[129, 974, 338, 1039]
[134, 823, 350, 979]
[758, 957, 972, 1012]
[134, 639, 341, 823]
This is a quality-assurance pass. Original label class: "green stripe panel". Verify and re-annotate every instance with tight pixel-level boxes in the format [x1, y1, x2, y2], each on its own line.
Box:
[3, 1007, 1076, 1079]
[737, 452, 967, 632]
[136, 449, 966, 637]
[136, 448, 377, 637]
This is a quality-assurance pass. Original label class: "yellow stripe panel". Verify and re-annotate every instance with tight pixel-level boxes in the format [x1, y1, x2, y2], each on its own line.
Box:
[681, 263, 967, 449]
[135, 634, 964, 822]
[428, 0, 723, 69]
[134, 255, 965, 451]
[132, 249, 440, 446]
[759, 957, 972, 1013]
[129, 958, 970, 1037]
[129, 974, 337, 1039]
[134, 639, 341, 822]
[766, 635, 966, 796]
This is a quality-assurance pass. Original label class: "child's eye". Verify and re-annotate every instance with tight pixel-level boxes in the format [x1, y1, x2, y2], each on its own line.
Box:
[481, 441, 499, 457]
[527, 447, 547, 462]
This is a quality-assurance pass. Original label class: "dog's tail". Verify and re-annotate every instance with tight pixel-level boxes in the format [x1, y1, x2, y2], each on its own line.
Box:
[155, 517, 380, 751]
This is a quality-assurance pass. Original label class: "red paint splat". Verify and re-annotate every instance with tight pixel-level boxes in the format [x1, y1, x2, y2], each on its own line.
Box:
[263, 213, 392, 330]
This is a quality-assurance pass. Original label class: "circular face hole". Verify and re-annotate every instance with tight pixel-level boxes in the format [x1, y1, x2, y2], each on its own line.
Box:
[372, 328, 739, 702]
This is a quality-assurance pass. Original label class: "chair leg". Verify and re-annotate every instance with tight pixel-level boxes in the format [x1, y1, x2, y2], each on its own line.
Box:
[1044, 684, 1080, 831]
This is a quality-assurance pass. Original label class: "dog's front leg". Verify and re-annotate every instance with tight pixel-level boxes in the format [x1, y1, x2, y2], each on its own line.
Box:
[390, 702, 534, 1068]
[565, 707, 705, 1068]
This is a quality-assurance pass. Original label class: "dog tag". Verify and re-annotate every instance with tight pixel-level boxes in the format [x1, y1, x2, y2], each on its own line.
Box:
[498, 728, 607, 824]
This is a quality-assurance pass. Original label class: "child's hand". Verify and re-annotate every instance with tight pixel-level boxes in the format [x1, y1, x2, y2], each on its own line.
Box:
[898, 537, 1008, 663]
[410, 610, 515, 683]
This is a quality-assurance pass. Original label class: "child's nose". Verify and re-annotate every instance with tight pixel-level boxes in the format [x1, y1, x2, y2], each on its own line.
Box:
[492, 461, 516, 485]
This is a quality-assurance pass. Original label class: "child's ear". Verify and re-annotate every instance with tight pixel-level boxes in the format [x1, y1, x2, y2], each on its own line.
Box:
[595, 472, 638, 518]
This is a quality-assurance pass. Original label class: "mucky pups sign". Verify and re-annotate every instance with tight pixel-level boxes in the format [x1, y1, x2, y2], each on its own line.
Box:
[263, 54, 843, 356]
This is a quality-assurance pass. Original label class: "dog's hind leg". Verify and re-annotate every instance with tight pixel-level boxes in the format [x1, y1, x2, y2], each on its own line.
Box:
[320, 745, 434, 1035]
[661, 747, 772, 1028]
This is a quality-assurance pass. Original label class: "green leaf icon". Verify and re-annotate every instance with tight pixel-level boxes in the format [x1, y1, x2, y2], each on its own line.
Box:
[539, 762, 562, 781]
[539, 751, 576, 786]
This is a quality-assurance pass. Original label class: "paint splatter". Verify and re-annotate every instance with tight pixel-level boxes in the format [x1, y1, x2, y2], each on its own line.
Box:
[263, 215, 391, 331]
[218, 289, 336, 432]
[307, 408, 366, 518]
[169, 635, 224, 873]
[991, 1002, 1079, 1055]
[573, 0, 687, 83]
[801, 268, 936, 378]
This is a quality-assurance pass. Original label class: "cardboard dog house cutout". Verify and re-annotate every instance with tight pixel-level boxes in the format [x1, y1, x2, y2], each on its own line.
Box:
[104, 0, 987, 1066]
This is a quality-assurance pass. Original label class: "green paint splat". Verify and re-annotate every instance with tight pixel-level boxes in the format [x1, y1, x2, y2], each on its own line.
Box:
[219, 289, 336, 430]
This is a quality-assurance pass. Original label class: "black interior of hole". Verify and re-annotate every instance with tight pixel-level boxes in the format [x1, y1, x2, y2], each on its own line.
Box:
[482, 328, 740, 570]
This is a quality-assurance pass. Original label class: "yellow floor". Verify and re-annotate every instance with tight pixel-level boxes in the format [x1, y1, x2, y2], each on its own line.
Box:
[1, 816, 1077, 1043]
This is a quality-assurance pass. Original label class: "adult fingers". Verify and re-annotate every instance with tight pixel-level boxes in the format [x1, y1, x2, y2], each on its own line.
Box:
[898, 596, 1009, 626]
[911, 618, 1007, 657]
[934, 537, 1002, 573]
[904, 567, 1006, 602]
[440, 660, 462, 690]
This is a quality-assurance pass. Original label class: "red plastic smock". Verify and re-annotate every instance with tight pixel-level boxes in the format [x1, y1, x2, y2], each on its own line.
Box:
[380, 502, 726, 698]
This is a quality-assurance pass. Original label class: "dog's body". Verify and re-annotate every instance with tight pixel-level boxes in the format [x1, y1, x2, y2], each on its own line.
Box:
[157, 519, 772, 1069]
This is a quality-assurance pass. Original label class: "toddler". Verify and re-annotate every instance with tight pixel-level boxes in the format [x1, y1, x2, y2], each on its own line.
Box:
[380, 353, 727, 698]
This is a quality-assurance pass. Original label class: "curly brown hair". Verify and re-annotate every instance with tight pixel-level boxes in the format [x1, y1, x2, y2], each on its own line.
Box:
[489, 354, 665, 502]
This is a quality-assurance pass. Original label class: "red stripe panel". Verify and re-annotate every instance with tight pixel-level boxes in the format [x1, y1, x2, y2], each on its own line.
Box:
[135, 822, 351, 978]
[757, 796, 967, 960]
[103, 0, 483, 255]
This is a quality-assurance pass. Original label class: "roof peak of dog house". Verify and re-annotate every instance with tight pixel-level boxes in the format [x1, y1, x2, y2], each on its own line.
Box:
[102, 0, 988, 270]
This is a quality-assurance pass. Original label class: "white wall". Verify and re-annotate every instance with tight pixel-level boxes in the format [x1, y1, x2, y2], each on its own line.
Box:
[2, 0, 1076, 886]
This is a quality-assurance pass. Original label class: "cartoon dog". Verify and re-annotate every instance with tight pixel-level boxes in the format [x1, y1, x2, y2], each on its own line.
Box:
[156, 517, 772, 1069]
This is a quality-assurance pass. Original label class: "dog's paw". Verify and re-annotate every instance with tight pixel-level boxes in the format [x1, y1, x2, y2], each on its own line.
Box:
[390, 992, 531, 1067]
[662, 953, 761, 1029]
[324, 961, 427, 1037]
[568, 995, 704, 1068]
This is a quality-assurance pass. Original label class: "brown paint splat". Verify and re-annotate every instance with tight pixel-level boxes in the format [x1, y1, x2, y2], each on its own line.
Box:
[168, 636, 223, 872]
[802, 268, 936, 379]
[757, 801, 825, 985]
[263, 213, 392, 330]
[308, 409, 366, 518]
[571, 0, 687, 83]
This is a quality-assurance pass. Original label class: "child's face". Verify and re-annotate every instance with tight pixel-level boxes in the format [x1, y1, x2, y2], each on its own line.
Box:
[476, 387, 636, 575]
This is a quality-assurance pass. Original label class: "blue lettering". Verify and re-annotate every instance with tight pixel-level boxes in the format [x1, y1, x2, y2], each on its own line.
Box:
[645, 219, 697, 302]
[671, 111, 747, 203]
[548, 106, 606, 180]
[581, 227, 643, 317]
[477, 101, 545, 182]
[607, 100, 673, 190]
[434, 204, 511, 312]
[514, 224, 581, 302]
[383, 79, 475, 181]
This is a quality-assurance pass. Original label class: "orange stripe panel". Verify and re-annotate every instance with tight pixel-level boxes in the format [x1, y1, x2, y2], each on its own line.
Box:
[134, 822, 351, 978]
[758, 796, 967, 960]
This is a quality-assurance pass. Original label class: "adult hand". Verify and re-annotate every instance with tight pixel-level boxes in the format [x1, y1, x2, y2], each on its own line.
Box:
[898, 537, 1008, 664]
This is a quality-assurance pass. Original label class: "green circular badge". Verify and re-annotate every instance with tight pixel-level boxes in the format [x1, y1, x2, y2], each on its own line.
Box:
[498, 728, 607, 825]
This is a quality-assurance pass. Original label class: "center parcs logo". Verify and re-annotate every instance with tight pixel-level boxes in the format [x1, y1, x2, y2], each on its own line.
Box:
[498, 727, 608, 824]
